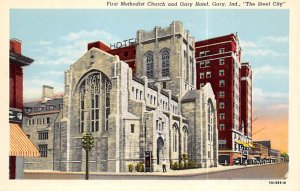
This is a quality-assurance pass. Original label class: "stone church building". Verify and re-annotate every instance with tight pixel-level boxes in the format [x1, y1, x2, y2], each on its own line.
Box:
[24, 21, 218, 172]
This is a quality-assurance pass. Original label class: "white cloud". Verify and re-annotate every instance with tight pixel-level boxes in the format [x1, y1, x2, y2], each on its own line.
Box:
[244, 49, 286, 57]
[40, 71, 64, 76]
[261, 36, 288, 43]
[253, 65, 288, 77]
[240, 36, 288, 57]
[35, 57, 75, 65]
[61, 30, 121, 45]
[23, 79, 64, 102]
[37, 40, 52, 45]
[253, 88, 287, 101]
[252, 88, 288, 118]
[240, 40, 257, 48]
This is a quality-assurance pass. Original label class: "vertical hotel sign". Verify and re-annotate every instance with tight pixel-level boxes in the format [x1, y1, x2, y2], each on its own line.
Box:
[9, 108, 23, 123]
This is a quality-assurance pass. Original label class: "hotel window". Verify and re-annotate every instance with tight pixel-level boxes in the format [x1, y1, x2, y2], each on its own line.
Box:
[200, 72, 205, 79]
[219, 102, 225, 109]
[219, 69, 225, 76]
[219, 91, 225, 98]
[38, 131, 48, 140]
[219, 48, 225, 53]
[206, 71, 211, 78]
[220, 124, 225, 131]
[205, 51, 210, 56]
[220, 113, 225, 119]
[200, 83, 205, 88]
[161, 49, 170, 77]
[146, 52, 154, 78]
[205, 61, 210, 67]
[199, 51, 205, 57]
[38, 144, 48, 158]
[219, 143, 226, 149]
[131, 124, 135, 133]
[200, 61, 205, 68]
[219, 58, 225, 65]
[219, 80, 225, 87]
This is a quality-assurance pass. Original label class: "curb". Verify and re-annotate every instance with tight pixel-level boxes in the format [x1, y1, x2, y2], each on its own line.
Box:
[24, 163, 283, 177]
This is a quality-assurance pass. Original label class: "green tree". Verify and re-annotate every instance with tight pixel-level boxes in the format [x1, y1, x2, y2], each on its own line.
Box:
[281, 152, 289, 162]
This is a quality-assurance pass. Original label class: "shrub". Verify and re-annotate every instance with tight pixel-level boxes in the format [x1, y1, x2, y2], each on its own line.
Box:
[128, 164, 134, 172]
[184, 162, 188, 169]
[179, 161, 184, 169]
[136, 162, 144, 172]
[170, 160, 174, 170]
[173, 162, 179, 170]
[188, 161, 197, 169]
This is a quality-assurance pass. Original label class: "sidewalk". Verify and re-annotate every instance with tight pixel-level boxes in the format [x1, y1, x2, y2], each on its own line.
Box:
[25, 163, 279, 177]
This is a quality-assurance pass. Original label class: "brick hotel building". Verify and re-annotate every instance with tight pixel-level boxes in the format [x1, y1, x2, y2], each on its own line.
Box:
[195, 34, 253, 165]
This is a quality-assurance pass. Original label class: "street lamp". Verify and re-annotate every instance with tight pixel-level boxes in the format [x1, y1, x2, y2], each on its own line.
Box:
[82, 132, 94, 180]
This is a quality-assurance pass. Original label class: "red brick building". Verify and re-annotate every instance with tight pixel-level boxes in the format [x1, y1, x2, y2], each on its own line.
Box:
[241, 62, 252, 138]
[9, 39, 39, 179]
[195, 34, 253, 165]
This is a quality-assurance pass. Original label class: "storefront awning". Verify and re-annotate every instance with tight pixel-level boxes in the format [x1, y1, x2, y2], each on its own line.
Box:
[10, 123, 40, 157]
[249, 143, 255, 148]
[235, 140, 244, 145]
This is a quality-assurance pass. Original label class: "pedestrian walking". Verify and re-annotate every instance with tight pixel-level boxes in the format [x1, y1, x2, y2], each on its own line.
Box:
[162, 159, 167, 172]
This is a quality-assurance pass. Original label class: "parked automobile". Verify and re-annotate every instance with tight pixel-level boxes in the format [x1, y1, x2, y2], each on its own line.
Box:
[233, 158, 241, 165]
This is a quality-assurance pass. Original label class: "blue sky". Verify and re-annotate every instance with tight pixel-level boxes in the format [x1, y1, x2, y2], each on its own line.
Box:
[10, 9, 289, 120]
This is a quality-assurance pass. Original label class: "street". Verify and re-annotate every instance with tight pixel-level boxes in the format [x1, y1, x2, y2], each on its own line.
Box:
[24, 162, 288, 180]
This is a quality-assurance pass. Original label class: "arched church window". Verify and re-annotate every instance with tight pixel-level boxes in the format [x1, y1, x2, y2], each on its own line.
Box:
[80, 82, 85, 133]
[78, 72, 111, 133]
[161, 49, 170, 77]
[146, 52, 154, 78]
[173, 124, 179, 152]
[183, 126, 188, 154]
[207, 99, 214, 142]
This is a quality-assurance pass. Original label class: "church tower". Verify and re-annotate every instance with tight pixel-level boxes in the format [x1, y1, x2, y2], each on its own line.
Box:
[135, 21, 196, 98]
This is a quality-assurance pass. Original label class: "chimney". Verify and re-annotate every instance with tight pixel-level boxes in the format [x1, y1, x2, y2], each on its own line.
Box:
[10, 38, 22, 54]
[42, 85, 54, 103]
